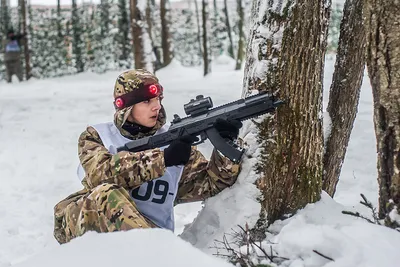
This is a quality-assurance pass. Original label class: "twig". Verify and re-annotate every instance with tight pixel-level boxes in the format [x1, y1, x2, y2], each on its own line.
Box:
[342, 210, 375, 224]
[313, 250, 334, 261]
[360, 193, 380, 224]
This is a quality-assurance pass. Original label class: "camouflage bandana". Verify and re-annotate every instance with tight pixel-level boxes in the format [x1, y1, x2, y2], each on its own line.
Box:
[113, 69, 167, 140]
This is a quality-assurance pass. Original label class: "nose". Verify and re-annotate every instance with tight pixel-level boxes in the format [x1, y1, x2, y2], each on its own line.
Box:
[151, 99, 162, 111]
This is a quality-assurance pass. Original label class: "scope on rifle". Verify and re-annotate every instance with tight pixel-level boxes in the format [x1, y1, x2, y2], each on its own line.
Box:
[184, 95, 213, 116]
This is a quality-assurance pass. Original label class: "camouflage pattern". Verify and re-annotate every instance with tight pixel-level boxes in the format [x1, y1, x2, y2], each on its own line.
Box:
[113, 69, 166, 140]
[53, 69, 241, 244]
[54, 183, 157, 244]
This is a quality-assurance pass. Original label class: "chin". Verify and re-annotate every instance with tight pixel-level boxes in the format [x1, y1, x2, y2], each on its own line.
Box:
[145, 122, 157, 128]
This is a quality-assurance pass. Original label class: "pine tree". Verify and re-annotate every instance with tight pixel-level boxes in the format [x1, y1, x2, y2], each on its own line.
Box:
[171, 9, 201, 66]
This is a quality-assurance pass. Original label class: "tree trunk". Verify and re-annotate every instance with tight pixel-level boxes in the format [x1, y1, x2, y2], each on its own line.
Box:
[146, 0, 159, 70]
[202, 0, 210, 76]
[235, 0, 244, 70]
[365, 0, 400, 228]
[100, 0, 110, 38]
[118, 0, 130, 66]
[160, 0, 173, 67]
[129, 0, 153, 71]
[322, 0, 366, 196]
[57, 0, 62, 38]
[1, 0, 10, 35]
[19, 0, 31, 80]
[72, 0, 84, 72]
[223, 0, 234, 58]
[193, 0, 203, 56]
[243, 0, 329, 223]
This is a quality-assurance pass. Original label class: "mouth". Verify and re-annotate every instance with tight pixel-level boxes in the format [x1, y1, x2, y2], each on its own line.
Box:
[150, 115, 158, 120]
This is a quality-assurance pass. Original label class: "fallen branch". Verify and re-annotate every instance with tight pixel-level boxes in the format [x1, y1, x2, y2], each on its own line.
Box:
[313, 250, 334, 261]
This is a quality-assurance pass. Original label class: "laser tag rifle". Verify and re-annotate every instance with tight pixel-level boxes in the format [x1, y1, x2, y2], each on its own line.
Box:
[117, 93, 284, 163]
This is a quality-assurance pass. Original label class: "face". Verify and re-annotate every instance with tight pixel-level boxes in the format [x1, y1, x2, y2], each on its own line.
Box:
[128, 96, 162, 127]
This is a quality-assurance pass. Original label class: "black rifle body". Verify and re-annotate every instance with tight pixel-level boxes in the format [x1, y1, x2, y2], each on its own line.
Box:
[117, 93, 283, 163]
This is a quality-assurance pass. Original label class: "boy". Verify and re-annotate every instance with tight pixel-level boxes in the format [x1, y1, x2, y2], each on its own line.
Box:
[53, 69, 243, 244]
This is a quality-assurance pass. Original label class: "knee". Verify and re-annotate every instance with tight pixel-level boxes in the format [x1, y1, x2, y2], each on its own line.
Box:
[87, 183, 126, 203]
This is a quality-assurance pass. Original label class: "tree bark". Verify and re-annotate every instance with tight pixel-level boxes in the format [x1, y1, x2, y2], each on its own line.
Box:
[19, 0, 31, 80]
[365, 0, 400, 227]
[235, 0, 244, 70]
[202, 0, 210, 76]
[146, 0, 159, 69]
[118, 0, 130, 65]
[160, 0, 173, 67]
[322, 0, 366, 196]
[129, 0, 153, 71]
[1, 0, 10, 35]
[243, 0, 329, 222]
[223, 0, 234, 58]
[193, 0, 203, 56]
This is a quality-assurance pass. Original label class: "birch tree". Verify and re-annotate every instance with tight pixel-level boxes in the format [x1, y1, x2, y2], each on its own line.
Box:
[365, 0, 400, 228]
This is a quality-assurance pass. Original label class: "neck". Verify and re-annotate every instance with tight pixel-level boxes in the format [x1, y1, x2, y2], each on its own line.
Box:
[122, 121, 153, 136]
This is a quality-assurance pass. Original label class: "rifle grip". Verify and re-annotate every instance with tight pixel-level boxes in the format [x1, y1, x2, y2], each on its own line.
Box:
[205, 128, 243, 163]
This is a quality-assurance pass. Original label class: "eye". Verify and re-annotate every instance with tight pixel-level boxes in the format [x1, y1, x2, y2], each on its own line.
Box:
[143, 99, 150, 104]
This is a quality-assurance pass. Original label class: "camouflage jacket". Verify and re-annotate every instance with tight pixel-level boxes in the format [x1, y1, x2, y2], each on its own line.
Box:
[78, 125, 241, 204]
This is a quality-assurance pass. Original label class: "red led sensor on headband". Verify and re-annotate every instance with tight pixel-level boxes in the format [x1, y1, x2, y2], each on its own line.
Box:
[149, 84, 159, 95]
[114, 98, 125, 109]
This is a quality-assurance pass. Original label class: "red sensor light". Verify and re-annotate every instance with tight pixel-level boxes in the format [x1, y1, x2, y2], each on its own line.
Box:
[115, 98, 125, 108]
[149, 84, 158, 95]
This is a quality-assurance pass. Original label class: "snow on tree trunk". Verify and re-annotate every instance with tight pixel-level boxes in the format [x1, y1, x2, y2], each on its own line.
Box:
[322, 0, 365, 197]
[160, 0, 173, 67]
[130, 0, 154, 72]
[242, 0, 329, 223]
[365, 0, 400, 228]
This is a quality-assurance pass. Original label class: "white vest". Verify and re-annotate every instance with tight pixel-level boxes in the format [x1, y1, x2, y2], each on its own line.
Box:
[77, 122, 184, 231]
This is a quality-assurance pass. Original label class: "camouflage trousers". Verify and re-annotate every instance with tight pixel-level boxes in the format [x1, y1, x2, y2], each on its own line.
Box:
[5, 60, 23, 83]
[54, 183, 157, 244]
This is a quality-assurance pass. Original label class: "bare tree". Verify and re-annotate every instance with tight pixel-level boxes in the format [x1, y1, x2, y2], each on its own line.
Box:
[19, 0, 31, 80]
[202, 0, 210, 76]
[57, 0, 62, 38]
[235, 0, 244, 70]
[223, 0, 234, 58]
[193, 0, 203, 56]
[129, 0, 153, 71]
[365, 0, 400, 227]
[160, 0, 173, 67]
[243, 0, 330, 222]
[322, 0, 366, 196]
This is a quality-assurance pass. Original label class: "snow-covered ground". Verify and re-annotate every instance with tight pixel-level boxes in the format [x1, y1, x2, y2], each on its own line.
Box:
[0, 55, 399, 267]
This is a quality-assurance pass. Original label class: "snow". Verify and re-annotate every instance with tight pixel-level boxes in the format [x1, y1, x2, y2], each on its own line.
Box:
[265, 192, 400, 267]
[1, 54, 399, 267]
[13, 229, 234, 267]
